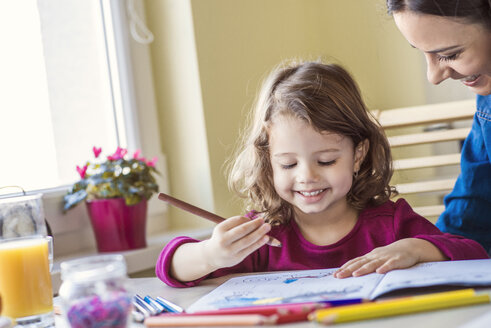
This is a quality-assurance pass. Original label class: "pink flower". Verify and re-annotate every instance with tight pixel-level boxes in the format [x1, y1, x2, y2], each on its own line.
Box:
[107, 147, 127, 161]
[76, 164, 88, 179]
[133, 149, 150, 163]
[133, 149, 146, 162]
[146, 156, 158, 167]
[92, 146, 102, 158]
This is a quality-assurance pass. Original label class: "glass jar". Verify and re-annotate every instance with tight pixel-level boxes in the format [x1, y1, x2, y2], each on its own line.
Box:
[58, 255, 132, 328]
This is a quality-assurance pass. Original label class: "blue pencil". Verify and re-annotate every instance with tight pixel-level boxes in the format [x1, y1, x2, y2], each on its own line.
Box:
[251, 296, 364, 307]
[320, 298, 365, 307]
[155, 296, 185, 313]
[144, 295, 167, 314]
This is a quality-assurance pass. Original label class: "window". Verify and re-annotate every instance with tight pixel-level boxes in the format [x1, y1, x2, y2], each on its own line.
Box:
[1, 0, 124, 191]
[0, 0, 167, 256]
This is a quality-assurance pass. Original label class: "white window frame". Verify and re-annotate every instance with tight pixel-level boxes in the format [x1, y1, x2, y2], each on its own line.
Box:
[8, 0, 169, 258]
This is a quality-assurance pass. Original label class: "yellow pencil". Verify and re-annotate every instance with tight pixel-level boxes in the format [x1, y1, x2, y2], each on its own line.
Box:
[309, 288, 490, 324]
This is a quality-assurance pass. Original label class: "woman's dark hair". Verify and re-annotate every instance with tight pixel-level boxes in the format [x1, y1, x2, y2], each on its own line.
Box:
[387, 0, 491, 30]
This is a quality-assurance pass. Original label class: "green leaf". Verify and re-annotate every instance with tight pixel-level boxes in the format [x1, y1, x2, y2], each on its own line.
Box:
[63, 189, 88, 211]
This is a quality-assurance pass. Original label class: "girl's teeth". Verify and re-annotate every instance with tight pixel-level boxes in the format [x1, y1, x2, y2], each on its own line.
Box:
[300, 189, 324, 196]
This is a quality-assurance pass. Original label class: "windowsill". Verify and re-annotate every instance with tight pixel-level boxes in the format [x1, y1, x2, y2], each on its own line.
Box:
[51, 228, 212, 293]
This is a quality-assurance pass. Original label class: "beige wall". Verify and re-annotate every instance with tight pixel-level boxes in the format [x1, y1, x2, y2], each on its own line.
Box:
[144, 0, 427, 230]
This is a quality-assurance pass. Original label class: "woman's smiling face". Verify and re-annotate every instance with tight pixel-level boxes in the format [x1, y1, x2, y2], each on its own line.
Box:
[394, 11, 491, 96]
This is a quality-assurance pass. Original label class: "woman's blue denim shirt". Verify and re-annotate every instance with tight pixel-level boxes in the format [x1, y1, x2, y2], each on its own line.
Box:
[436, 94, 491, 254]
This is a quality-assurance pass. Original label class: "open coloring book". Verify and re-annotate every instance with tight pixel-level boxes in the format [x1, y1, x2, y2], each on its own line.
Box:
[186, 259, 491, 313]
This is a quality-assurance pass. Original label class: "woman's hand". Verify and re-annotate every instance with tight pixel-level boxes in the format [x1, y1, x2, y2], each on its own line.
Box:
[333, 238, 447, 279]
[202, 216, 272, 270]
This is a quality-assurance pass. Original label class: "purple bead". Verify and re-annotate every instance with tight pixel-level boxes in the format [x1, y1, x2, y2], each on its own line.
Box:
[66, 292, 131, 328]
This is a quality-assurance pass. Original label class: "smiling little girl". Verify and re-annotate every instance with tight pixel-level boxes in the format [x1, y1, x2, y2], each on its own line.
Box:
[156, 61, 488, 287]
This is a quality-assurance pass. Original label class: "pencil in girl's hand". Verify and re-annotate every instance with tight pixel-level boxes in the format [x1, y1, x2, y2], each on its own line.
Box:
[158, 192, 225, 224]
[157, 192, 282, 247]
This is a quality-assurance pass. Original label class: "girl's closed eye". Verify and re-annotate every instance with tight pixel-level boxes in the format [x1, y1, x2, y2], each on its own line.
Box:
[280, 163, 296, 169]
[319, 160, 336, 166]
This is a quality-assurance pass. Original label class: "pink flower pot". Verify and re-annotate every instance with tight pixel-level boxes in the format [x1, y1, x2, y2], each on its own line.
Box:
[86, 198, 147, 252]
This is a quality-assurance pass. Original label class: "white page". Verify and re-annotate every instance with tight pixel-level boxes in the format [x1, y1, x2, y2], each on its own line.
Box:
[186, 268, 383, 313]
[370, 259, 491, 299]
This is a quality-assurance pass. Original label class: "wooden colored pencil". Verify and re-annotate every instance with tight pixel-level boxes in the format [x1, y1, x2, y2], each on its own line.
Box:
[158, 192, 282, 247]
[309, 288, 490, 324]
[144, 314, 278, 326]
[320, 298, 364, 306]
[190, 302, 328, 316]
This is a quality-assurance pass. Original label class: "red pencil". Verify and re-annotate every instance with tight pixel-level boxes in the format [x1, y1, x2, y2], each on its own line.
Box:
[145, 312, 310, 327]
[147, 302, 330, 327]
[189, 302, 329, 316]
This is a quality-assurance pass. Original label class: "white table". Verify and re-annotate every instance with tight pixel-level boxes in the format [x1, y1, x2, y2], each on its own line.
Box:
[55, 276, 491, 327]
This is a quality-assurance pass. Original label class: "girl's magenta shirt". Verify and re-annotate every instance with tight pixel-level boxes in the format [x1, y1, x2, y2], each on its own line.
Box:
[156, 199, 488, 287]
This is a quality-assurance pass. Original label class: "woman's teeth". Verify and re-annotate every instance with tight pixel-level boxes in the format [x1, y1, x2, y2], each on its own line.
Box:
[299, 189, 325, 196]
[461, 74, 480, 83]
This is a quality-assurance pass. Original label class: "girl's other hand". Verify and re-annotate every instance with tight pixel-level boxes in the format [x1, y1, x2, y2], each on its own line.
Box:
[202, 216, 271, 270]
[333, 238, 447, 278]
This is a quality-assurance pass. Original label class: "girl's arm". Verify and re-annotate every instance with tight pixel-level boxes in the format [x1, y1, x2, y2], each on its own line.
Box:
[168, 216, 271, 283]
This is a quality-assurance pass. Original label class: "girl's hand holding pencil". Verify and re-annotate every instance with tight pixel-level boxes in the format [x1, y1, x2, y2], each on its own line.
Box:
[158, 192, 281, 282]
[169, 217, 274, 282]
[157, 192, 281, 248]
[202, 215, 274, 269]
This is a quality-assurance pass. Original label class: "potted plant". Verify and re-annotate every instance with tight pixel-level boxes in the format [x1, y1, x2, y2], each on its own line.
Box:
[64, 146, 159, 252]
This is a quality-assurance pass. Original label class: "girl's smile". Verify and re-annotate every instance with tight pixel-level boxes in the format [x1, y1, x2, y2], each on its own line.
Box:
[295, 188, 329, 203]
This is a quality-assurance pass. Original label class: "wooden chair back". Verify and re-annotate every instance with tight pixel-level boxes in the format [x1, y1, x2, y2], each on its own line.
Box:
[372, 99, 475, 221]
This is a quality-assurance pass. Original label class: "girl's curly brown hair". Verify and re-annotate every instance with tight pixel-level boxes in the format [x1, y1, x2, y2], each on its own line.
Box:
[228, 60, 396, 225]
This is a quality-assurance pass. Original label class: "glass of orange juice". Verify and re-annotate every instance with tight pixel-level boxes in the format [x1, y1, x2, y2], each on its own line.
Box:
[0, 235, 54, 327]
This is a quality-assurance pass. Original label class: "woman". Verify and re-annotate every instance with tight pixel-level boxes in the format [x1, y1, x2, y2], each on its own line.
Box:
[386, 0, 491, 254]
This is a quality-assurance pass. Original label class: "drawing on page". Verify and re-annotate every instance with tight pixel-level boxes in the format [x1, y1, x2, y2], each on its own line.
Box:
[186, 269, 382, 312]
[204, 284, 364, 309]
[277, 285, 364, 303]
[240, 271, 333, 285]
